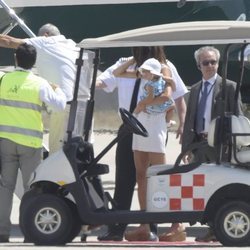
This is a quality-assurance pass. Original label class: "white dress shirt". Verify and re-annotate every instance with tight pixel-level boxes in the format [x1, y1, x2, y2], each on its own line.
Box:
[25, 35, 91, 102]
[200, 73, 217, 133]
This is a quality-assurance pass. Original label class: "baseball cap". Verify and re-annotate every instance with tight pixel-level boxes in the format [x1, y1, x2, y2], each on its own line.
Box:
[139, 58, 162, 77]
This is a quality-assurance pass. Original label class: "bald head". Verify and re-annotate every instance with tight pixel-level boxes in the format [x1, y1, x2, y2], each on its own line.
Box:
[38, 23, 61, 37]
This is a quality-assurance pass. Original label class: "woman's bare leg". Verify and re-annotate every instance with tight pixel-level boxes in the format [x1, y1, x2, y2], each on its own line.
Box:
[133, 150, 149, 210]
[124, 150, 150, 241]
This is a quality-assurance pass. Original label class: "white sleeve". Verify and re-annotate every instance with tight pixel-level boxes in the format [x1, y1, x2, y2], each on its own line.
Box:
[167, 60, 188, 100]
[39, 79, 67, 111]
[97, 61, 120, 93]
[24, 37, 47, 50]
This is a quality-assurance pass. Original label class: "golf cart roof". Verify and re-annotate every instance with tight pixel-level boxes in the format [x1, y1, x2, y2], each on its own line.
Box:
[2, 0, 219, 8]
[78, 20, 250, 48]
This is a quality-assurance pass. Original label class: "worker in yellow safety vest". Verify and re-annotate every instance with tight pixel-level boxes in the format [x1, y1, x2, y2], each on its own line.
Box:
[0, 43, 67, 243]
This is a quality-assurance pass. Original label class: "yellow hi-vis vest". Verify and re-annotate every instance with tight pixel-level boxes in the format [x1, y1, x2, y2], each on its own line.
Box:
[0, 71, 43, 148]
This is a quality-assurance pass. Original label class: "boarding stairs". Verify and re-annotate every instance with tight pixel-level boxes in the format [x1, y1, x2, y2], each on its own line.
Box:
[0, 0, 35, 37]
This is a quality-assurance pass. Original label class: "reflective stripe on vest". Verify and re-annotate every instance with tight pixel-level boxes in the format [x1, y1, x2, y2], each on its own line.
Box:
[0, 125, 43, 138]
[0, 99, 42, 112]
[0, 71, 43, 148]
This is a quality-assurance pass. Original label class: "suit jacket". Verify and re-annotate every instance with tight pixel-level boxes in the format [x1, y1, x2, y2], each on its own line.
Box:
[182, 75, 243, 152]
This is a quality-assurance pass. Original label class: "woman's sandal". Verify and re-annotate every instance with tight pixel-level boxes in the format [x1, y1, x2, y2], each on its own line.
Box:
[159, 226, 186, 242]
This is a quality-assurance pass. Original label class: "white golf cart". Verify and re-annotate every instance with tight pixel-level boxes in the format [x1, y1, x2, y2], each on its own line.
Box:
[20, 20, 250, 246]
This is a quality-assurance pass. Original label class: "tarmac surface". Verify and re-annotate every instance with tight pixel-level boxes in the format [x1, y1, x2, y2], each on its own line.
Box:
[1, 131, 244, 249]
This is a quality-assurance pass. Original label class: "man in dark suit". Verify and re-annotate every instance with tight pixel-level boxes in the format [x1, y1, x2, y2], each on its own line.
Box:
[183, 46, 242, 162]
[182, 46, 243, 241]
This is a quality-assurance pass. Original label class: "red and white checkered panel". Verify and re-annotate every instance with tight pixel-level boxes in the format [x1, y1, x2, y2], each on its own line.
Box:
[168, 174, 205, 211]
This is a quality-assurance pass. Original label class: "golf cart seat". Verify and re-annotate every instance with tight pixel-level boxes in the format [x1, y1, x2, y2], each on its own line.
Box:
[207, 117, 220, 147]
[67, 137, 109, 176]
[207, 115, 250, 165]
[230, 115, 250, 165]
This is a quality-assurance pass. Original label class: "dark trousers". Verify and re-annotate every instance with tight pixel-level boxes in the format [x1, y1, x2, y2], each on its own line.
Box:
[109, 125, 136, 233]
[108, 125, 157, 234]
[114, 126, 136, 211]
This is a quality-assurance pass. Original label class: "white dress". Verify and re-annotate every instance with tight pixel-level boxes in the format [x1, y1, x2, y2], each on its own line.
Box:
[132, 112, 166, 153]
[132, 78, 167, 153]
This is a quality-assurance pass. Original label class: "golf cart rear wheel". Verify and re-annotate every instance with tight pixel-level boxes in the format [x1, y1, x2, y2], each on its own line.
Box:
[214, 201, 250, 246]
[119, 108, 148, 137]
[21, 193, 77, 245]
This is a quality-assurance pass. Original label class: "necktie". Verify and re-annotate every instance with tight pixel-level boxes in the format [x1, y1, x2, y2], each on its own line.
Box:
[196, 81, 209, 133]
[129, 78, 141, 113]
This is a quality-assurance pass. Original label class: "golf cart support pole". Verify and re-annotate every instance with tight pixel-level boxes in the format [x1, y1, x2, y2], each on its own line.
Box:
[67, 48, 84, 142]
[235, 43, 248, 114]
[83, 49, 100, 142]
[216, 44, 231, 164]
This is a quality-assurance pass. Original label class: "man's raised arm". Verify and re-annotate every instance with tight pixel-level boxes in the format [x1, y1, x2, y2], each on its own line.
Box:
[0, 34, 25, 49]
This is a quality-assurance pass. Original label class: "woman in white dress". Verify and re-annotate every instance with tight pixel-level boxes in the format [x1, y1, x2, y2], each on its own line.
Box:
[113, 50, 186, 242]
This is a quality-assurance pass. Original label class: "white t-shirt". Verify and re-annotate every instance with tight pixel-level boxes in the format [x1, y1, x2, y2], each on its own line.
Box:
[25, 35, 91, 102]
[98, 57, 188, 110]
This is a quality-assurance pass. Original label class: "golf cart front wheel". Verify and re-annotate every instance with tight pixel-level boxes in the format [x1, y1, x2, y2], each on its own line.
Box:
[214, 201, 250, 246]
[20, 193, 78, 245]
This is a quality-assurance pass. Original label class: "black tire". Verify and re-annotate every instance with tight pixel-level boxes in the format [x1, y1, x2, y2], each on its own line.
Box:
[19, 188, 40, 241]
[19, 188, 40, 215]
[214, 201, 250, 246]
[64, 199, 82, 242]
[20, 193, 76, 245]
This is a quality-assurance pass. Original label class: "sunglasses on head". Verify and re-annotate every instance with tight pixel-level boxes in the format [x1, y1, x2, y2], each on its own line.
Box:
[139, 68, 150, 74]
[201, 60, 218, 66]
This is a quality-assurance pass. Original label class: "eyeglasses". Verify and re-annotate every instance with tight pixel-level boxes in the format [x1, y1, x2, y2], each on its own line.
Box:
[201, 60, 218, 66]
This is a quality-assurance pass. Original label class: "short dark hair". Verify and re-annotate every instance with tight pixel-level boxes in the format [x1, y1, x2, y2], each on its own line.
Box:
[15, 43, 37, 69]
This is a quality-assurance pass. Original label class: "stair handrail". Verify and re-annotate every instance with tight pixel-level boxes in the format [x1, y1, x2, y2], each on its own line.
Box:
[0, 0, 36, 37]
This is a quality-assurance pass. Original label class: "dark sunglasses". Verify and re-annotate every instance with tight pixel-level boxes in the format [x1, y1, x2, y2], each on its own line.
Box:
[201, 60, 218, 66]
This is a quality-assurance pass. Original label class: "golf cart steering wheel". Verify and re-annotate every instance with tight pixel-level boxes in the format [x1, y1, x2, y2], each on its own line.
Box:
[119, 108, 148, 137]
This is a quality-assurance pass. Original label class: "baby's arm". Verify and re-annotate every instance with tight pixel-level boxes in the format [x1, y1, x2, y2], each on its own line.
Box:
[146, 85, 173, 107]
[134, 85, 154, 114]
[139, 85, 154, 104]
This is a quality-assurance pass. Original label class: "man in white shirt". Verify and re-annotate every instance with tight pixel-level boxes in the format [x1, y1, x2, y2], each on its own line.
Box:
[96, 48, 188, 241]
[0, 24, 91, 153]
